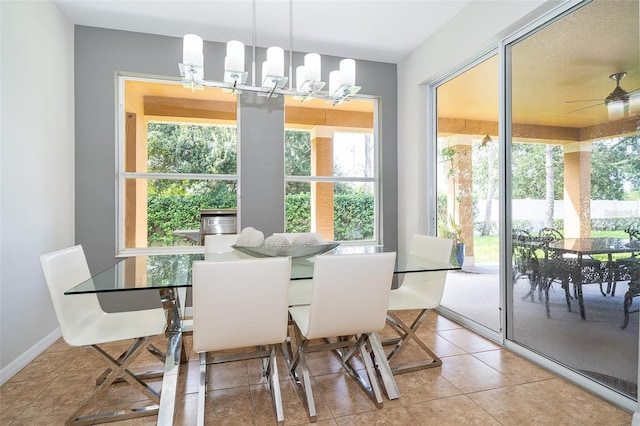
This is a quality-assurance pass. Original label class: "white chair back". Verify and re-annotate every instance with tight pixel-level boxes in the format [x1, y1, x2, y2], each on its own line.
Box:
[304, 252, 396, 339]
[192, 257, 291, 353]
[397, 234, 453, 308]
[204, 234, 238, 252]
[39, 245, 103, 346]
[273, 232, 323, 243]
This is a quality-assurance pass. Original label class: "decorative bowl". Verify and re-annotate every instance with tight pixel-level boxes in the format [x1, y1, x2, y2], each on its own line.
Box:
[232, 242, 340, 258]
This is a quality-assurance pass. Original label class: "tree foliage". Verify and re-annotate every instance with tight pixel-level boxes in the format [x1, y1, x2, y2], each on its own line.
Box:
[591, 136, 640, 200]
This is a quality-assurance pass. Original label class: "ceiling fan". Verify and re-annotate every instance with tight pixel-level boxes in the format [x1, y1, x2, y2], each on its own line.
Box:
[565, 72, 640, 120]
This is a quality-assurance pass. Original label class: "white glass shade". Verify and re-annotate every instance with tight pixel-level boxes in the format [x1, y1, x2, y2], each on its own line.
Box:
[296, 66, 306, 91]
[304, 53, 321, 82]
[607, 100, 625, 121]
[183, 34, 203, 67]
[630, 94, 640, 115]
[329, 70, 341, 95]
[226, 40, 244, 72]
[266, 46, 284, 77]
[339, 59, 356, 86]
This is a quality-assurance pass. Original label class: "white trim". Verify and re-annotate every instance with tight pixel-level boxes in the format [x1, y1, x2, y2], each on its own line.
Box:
[0, 328, 62, 386]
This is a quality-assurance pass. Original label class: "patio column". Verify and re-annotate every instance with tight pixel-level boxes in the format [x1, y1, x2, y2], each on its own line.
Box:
[124, 111, 149, 249]
[311, 126, 334, 240]
[447, 136, 474, 264]
[563, 142, 592, 238]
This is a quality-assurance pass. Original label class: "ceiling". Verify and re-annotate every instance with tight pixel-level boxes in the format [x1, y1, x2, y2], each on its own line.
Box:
[55, 0, 639, 135]
[438, 0, 639, 134]
[53, 0, 474, 64]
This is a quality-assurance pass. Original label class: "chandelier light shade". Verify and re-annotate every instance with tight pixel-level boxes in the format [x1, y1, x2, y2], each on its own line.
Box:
[223, 40, 248, 86]
[177, 0, 360, 104]
[303, 53, 321, 82]
[183, 34, 203, 67]
[339, 59, 356, 86]
[225, 40, 245, 72]
[179, 34, 204, 86]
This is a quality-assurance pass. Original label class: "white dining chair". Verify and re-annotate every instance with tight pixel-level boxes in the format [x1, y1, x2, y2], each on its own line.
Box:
[385, 234, 453, 373]
[285, 252, 396, 422]
[204, 233, 238, 252]
[39, 245, 167, 425]
[191, 257, 291, 426]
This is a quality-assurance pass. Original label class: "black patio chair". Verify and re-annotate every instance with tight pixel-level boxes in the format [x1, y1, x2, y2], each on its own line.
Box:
[611, 227, 640, 295]
[512, 228, 543, 302]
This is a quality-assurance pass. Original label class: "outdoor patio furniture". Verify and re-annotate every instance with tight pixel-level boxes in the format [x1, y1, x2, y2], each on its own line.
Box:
[512, 228, 543, 302]
[610, 227, 640, 295]
[539, 228, 574, 317]
[622, 264, 640, 329]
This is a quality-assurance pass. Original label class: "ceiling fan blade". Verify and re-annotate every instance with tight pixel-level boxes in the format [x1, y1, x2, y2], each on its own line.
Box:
[562, 102, 603, 115]
[565, 99, 605, 103]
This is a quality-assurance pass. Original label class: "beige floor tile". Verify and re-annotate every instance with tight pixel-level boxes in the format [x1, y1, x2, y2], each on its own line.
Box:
[203, 386, 255, 424]
[335, 405, 420, 425]
[393, 367, 461, 405]
[521, 378, 632, 425]
[437, 328, 501, 353]
[405, 394, 501, 425]
[468, 385, 585, 425]
[472, 349, 556, 384]
[1, 313, 632, 425]
[314, 371, 380, 418]
[440, 354, 515, 393]
[206, 358, 250, 390]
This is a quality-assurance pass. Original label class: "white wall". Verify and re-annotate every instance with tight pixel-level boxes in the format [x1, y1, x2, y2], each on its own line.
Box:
[0, 0, 74, 381]
[396, 0, 561, 252]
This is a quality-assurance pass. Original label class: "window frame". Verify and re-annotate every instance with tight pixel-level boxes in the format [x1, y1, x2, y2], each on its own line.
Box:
[116, 74, 239, 256]
[283, 97, 382, 244]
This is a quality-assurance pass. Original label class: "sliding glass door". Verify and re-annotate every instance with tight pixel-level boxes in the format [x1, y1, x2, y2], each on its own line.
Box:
[436, 54, 501, 333]
[508, 0, 639, 400]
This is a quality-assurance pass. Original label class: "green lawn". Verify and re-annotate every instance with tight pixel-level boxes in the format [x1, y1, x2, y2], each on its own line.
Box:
[472, 230, 629, 263]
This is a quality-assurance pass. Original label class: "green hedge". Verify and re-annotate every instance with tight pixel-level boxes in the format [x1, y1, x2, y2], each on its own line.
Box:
[148, 191, 375, 245]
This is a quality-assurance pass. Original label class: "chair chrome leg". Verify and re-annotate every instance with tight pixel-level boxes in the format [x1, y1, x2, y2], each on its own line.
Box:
[358, 336, 384, 407]
[288, 324, 317, 422]
[367, 332, 400, 400]
[66, 337, 160, 425]
[267, 346, 285, 425]
[384, 310, 442, 374]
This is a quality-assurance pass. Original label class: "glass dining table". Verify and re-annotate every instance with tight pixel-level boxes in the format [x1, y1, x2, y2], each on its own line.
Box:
[66, 245, 459, 425]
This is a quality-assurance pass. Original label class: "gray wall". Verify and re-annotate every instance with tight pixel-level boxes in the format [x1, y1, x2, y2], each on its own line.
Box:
[238, 92, 286, 235]
[74, 26, 398, 272]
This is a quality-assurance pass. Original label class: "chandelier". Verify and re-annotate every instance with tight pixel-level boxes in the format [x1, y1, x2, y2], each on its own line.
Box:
[178, 0, 360, 106]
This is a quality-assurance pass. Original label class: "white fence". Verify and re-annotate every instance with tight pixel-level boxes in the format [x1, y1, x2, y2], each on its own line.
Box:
[476, 199, 640, 221]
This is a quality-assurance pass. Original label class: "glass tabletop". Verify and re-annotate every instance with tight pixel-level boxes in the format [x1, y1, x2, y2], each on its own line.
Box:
[548, 237, 639, 255]
[66, 246, 459, 294]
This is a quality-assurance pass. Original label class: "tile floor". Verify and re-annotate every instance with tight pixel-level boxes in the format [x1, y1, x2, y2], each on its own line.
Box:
[1, 311, 633, 425]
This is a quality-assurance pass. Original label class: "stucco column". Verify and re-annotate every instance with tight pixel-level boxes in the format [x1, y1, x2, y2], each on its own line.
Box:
[563, 142, 592, 238]
[447, 136, 474, 262]
[311, 126, 334, 240]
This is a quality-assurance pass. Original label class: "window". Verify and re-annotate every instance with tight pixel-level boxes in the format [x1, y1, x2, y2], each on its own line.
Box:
[284, 96, 378, 242]
[117, 77, 238, 253]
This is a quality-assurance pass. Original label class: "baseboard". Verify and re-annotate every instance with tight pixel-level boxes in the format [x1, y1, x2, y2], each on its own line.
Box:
[0, 327, 61, 386]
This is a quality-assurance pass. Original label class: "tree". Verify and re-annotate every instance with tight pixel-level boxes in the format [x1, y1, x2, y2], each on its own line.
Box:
[511, 143, 564, 199]
[284, 130, 311, 194]
[591, 136, 640, 200]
